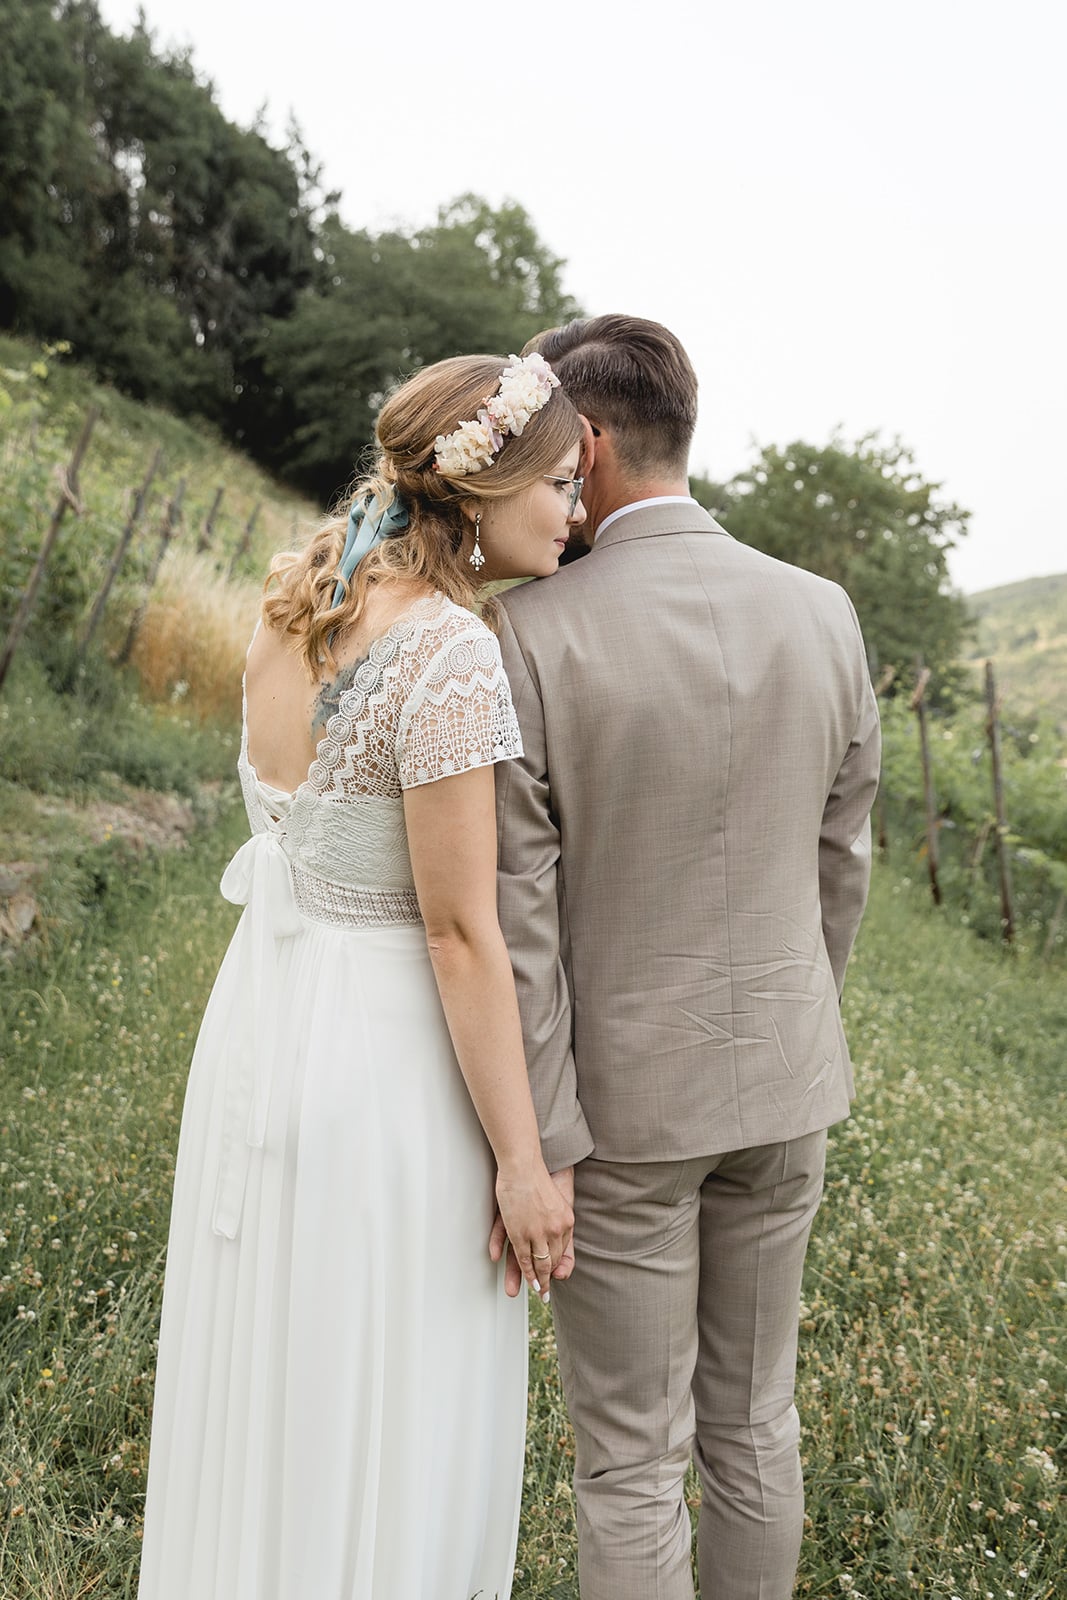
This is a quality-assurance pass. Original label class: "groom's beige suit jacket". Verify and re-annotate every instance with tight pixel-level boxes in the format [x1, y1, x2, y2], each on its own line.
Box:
[495, 502, 881, 1171]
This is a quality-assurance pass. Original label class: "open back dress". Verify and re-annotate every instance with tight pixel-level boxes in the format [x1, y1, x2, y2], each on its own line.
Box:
[137, 594, 528, 1600]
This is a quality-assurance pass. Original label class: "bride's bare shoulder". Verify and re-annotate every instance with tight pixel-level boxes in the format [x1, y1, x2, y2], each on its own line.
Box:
[247, 582, 438, 678]
[332, 582, 438, 664]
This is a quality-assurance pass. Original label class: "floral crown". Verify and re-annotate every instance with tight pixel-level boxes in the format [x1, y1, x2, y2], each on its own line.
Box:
[433, 352, 561, 477]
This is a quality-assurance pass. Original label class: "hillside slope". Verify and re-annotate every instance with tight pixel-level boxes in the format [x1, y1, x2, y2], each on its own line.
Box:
[0, 333, 321, 719]
[965, 572, 1067, 726]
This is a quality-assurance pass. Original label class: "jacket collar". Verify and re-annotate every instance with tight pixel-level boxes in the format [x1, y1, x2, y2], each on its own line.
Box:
[592, 500, 731, 552]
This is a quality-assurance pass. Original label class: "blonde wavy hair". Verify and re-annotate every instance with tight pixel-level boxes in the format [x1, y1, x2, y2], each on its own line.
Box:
[263, 355, 582, 676]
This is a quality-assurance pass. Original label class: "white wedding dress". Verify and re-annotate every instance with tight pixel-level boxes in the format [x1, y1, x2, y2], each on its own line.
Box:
[137, 594, 528, 1600]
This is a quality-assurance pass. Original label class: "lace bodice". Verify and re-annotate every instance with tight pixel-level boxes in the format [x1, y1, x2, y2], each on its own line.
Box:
[233, 594, 522, 927]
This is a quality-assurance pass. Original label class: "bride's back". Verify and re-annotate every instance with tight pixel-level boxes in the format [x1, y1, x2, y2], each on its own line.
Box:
[244, 582, 433, 796]
[236, 587, 517, 913]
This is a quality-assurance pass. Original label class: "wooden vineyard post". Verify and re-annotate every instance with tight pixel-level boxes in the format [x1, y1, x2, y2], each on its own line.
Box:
[197, 485, 225, 553]
[0, 405, 100, 693]
[910, 662, 941, 906]
[1043, 891, 1066, 960]
[967, 817, 993, 906]
[869, 655, 896, 855]
[227, 502, 261, 579]
[984, 659, 1015, 945]
[79, 445, 163, 658]
[117, 478, 186, 667]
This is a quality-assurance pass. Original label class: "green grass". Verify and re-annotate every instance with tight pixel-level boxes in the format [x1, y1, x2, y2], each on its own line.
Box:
[0, 807, 247, 1597]
[0, 651, 237, 802]
[0, 847, 1063, 1599]
[0, 646, 238, 951]
[792, 870, 1064, 1598]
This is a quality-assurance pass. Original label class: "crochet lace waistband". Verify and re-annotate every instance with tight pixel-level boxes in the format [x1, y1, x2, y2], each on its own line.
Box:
[289, 865, 423, 929]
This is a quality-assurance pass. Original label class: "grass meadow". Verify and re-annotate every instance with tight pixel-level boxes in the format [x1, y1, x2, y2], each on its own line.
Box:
[0, 815, 1063, 1598]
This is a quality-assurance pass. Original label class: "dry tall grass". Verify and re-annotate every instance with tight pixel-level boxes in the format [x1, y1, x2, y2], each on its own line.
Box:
[128, 548, 263, 723]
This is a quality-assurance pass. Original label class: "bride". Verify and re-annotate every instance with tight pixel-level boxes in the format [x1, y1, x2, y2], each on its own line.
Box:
[136, 353, 587, 1599]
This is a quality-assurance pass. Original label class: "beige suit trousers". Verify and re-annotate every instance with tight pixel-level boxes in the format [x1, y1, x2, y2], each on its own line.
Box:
[551, 1129, 828, 1600]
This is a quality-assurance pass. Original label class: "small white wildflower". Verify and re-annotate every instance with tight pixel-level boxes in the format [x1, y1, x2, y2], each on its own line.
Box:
[1021, 1446, 1058, 1481]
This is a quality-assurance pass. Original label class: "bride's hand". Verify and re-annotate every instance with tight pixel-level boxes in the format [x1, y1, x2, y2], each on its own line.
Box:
[491, 1163, 574, 1302]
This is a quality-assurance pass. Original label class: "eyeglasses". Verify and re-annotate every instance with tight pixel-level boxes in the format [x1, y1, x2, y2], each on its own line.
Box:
[544, 474, 585, 516]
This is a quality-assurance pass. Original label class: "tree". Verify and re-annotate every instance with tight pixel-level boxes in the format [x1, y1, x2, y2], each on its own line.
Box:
[0, 4, 582, 505]
[717, 434, 972, 688]
[79, 7, 318, 420]
[259, 196, 582, 499]
[689, 474, 729, 517]
[0, 2, 318, 427]
[0, 0, 102, 334]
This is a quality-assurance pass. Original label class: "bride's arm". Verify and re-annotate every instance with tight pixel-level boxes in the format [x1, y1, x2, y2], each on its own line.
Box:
[404, 764, 573, 1300]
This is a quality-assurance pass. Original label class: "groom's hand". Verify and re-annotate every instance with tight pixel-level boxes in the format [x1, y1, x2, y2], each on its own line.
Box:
[488, 1166, 576, 1297]
[548, 1167, 575, 1281]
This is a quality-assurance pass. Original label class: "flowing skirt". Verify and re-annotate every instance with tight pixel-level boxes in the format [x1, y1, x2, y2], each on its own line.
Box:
[137, 914, 527, 1600]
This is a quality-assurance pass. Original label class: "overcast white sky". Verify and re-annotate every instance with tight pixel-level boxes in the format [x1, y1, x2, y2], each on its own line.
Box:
[99, 0, 1066, 595]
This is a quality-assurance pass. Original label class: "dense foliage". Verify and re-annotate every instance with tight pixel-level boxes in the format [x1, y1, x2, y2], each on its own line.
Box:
[0, 2, 579, 501]
[256, 196, 581, 495]
[877, 694, 1067, 949]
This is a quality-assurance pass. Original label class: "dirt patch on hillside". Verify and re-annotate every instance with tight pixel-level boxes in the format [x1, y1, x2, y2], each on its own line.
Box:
[34, 788, 200, 852]
[1, 782, 226, 951]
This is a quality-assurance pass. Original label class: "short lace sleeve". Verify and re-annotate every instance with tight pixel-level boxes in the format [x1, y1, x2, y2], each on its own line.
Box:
[396, 618, 522, 790]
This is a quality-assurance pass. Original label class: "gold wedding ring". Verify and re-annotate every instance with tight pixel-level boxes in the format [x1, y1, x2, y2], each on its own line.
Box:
[532, 1250, 552, 1260]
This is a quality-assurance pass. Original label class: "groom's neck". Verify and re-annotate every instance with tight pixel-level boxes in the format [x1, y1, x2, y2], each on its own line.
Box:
[588, 472, 690, 533]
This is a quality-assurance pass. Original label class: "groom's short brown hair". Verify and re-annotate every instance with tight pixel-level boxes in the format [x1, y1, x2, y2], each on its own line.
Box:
[523, 314, 698, 475]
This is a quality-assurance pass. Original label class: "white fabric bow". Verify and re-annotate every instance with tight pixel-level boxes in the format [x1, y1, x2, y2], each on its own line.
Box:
[212, 831, 301, 1239]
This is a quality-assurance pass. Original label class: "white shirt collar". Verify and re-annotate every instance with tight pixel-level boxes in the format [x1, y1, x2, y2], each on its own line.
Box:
[594, 495, 699, 542]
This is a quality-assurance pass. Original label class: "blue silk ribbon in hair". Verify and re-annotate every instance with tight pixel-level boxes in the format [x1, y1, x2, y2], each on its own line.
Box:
[330, 490, 410, 609]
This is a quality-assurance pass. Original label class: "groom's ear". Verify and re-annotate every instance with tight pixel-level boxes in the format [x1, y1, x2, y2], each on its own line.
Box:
[578, 414, 600, 470]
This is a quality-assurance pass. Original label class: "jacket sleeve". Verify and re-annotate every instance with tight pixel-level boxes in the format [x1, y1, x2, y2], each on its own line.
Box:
[820, 601, 882, 996]
[494, 603, 594, 1170]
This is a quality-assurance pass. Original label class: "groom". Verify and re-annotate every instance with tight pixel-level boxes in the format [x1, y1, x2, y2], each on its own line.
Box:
[494, 315, 880, 1599]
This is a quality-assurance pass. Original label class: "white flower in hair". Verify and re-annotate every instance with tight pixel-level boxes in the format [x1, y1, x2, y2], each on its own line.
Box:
[433, 417, 499, 477]
[484, 353, 560, 436]
[434, 352, 561, 476]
